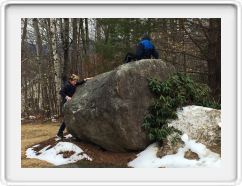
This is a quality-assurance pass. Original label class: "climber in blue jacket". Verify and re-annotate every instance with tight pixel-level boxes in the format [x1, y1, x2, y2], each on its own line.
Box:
[124, 33, 159, 63]
[136, 34, 159, 60]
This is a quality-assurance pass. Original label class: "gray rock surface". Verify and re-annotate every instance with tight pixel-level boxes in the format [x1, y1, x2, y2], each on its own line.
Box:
[169, 106, 221, 148]
[64, 59, 176, 152]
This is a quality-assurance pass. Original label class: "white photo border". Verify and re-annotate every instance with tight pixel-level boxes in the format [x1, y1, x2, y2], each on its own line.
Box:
[0, 0, 242, 185]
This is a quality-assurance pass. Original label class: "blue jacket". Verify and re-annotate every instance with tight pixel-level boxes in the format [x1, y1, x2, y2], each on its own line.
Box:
[136, 38, 159, 60]
[139, 39, 154, 50]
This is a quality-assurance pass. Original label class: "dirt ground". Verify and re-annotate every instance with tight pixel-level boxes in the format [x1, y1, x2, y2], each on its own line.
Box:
[21, 121, 137, 168]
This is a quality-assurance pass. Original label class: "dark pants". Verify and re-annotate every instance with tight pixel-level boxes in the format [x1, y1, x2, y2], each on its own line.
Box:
[58, 103, 66, 134]
[124, 52, 136, 63]
[58, 121, 66, 134]
[136, 48, 159, 60]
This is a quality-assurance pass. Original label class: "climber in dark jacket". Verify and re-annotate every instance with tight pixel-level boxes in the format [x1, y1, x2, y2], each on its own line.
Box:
[57, 74, 92, 138]
[136, 34, 159, 60]
[124, 33, 159, 63]
[59, 76, 85, 105]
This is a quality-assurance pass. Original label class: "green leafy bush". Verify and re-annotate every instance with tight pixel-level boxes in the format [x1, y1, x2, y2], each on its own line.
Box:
[143, 73, 220, 142]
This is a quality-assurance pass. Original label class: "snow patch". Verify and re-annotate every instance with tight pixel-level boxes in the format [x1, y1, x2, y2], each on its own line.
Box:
[51, 118, 57, 122]
[128, 134, 221, 168]
[26, 142, 92, 166]
[55, 137, 61, 141]
[64, 134, 73, 139]
[51, 115, 58, 122]
[29, 115, 36, 120]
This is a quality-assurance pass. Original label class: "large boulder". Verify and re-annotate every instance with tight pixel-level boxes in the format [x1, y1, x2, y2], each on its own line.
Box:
[64, 59, 176, 152]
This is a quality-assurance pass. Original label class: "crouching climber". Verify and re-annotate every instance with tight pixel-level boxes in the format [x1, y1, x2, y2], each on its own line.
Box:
[136, 33, 159, 60]
[56, 74, 92, 139]
[124, 33, 159, 63]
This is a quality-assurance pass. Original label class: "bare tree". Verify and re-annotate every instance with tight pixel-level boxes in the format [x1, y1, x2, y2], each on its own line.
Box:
[50, 18, 62, 114]
[95, 18, 101, 41]
[32, 18, 50, 115]
[21, 18, 28, 114]
[80, 18, 86, 55]
[207, 19, 221, 98]
[85, 18, 89, 53]
[62, 18, 70, 80]
[71, 18, 78, 74]
[77, 18, 83, 77]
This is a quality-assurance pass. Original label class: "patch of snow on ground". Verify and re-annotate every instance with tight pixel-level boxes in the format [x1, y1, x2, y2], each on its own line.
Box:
[65, 134, 73, 139]
[29, 115, 36, 120]
[128, 134, 221, 168]
[51, 118, 57, 122]
[55, 134, 73, 141]
[26, 142, 92, 166]
[55, 137, 60, 141]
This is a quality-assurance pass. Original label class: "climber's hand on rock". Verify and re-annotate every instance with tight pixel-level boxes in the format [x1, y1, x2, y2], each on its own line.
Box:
[85, 77, 93, 81]
[65, 96, 72, 101]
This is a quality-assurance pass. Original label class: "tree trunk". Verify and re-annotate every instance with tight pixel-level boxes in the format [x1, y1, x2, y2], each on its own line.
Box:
[33, 18, 50, 116]
[45, 19, 56, 115]
[207, 18, 221, 100]
[21, 18, 28, 114]
[77, 18, 82, 77]
[79, 19, 86, 55]
[85, 18, 89, 53]
[80, 19, 86, 77]
[72, 18, 78, 74]
[95, 18, 101, 41]
[62, 18, 70, 81]
[21, 18, 28, 58]
[50, 18, 62, 114]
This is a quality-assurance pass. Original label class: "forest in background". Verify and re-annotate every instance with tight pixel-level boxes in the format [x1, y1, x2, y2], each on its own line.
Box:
[21, 18, 221, 118]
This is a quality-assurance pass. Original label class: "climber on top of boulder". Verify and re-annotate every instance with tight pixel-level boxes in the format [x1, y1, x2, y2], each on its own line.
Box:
[124, 33, 159, 63]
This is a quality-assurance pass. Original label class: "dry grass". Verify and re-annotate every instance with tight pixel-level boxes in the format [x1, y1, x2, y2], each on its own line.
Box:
[21, 122, 60, 168]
